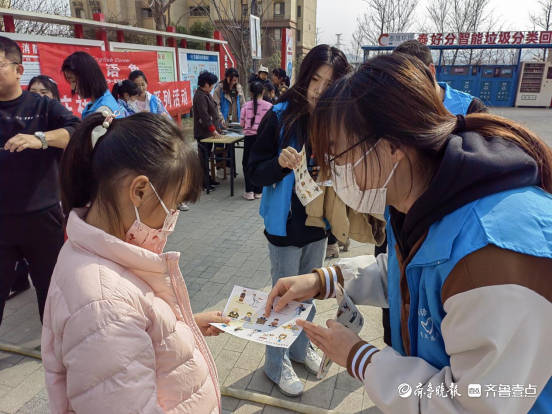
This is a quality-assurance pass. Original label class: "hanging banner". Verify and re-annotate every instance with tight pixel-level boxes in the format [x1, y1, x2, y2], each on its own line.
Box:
[250, 15, 262, 59]
[38, 43, 189, 116]
[150, 80, 192, 114]
[379, 31, 552, 47]
[281, 28, 294, 81]
[178, 49, 220, 97]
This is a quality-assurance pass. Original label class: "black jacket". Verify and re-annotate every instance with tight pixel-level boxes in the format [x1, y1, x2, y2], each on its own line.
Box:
[390, 131, 540, 258]
[193, 88, 221, 140]
[0, 91, 80, 215]
[248, 109, 327, 247]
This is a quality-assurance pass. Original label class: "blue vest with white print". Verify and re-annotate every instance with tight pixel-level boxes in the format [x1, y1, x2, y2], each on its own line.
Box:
[219, 89, 241, 122]
[258, 102, 300, 237]
[81, 90, 124, 120]
[385, 186, 552, 413]
[439, 82, 474, 116]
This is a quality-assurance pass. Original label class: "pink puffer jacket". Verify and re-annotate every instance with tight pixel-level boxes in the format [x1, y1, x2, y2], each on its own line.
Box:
[41, 209, 220, 414]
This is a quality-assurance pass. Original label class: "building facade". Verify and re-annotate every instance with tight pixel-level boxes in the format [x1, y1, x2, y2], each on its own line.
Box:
[69, 0, 317, 64]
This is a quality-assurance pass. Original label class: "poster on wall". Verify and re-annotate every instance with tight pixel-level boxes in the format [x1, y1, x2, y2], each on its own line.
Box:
[16, 41, 41, 86]
[157, 50, 177, 82]
[110, 44, 177, 83]
[178, 49, 220, 97]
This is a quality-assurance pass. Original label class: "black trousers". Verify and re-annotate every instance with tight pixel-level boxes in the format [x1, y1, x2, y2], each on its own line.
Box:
[198, 141, 213, 189]
[375, 237, 392, 346]
[0, 204, 64, 324]
[243, 135, 262, 194]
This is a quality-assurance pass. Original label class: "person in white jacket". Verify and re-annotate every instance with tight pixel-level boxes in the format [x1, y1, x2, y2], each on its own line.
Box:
[264, 53, 552, 414]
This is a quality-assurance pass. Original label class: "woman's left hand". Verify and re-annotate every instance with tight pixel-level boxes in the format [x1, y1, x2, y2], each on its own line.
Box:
[194, 311, 230, 336]
[297, 319, 363, 367]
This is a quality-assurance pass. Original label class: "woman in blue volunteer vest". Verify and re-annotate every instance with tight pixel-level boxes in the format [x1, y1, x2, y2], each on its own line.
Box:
[61, 52, 123, 119]
[128, 70, 171, 118]
[247, 45, 351, 397]
[264, 53, 552, 413]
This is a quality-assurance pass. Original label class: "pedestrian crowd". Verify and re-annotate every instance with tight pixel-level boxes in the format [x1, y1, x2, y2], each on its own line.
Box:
[1, 33, 551, 414]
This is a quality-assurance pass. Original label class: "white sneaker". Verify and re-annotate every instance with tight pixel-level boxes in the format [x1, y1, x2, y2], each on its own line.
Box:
[242, 192, 255, 200]
[216, 168, 225, 180]
[178, 203, 190, 211]
[304, 344, 322, 376]
[325, 243, 340, 259]
[254, 193, 262, 199]
[276, 364, 304, 397]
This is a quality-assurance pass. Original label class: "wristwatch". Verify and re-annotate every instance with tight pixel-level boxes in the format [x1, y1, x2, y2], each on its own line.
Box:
[34, 131, 48, 150]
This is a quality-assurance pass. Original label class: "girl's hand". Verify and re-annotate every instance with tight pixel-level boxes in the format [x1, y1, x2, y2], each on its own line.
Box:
[194, 311, 230, 336]
[265, 273, 321, 316]
[296, 319, 362, 367]
[278, 146, 302, 170]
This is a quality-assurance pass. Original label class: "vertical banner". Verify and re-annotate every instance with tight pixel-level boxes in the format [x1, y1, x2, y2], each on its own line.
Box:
[281, 28, 294, 80]
[250, 15, 262, 59]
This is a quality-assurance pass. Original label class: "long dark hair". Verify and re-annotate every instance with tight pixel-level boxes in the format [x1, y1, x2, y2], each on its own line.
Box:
[28, 75, 60, 101]
[60, 113, 202, 233]
[312, 53, 552, 192]
[129, 70, 148, 84]
[249, 81, 264, 127]
[279, 44, 350, 146]
[223, 67, 239, 94]
[61, 51, 107, 100]
[111, 80, 139, 100]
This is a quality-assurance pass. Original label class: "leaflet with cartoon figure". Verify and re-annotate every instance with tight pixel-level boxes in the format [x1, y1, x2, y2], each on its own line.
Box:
[210, 285, 313, 348]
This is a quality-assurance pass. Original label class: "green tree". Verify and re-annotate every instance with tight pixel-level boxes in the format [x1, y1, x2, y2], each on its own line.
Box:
[177, 22, 214, 50]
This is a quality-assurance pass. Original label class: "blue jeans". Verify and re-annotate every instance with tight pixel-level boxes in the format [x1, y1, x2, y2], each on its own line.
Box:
[264, 237, 327, 383]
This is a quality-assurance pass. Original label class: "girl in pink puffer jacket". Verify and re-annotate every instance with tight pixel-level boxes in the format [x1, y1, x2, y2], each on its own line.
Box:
[41, 112, 228, 414]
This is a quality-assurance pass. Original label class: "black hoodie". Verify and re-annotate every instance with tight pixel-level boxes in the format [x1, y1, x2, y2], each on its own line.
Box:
[390, 132, 540, 258]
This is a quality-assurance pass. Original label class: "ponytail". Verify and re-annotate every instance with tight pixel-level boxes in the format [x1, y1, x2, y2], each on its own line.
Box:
[464, 113, 552, 192]
[60, 112, 203, 226]
[60, 113, 103, 216]
[249, 81, 264, 128]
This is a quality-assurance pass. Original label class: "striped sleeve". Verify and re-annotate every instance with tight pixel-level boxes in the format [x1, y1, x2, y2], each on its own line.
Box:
[313, 265, 344, 299]
[346, 341, 380, 380]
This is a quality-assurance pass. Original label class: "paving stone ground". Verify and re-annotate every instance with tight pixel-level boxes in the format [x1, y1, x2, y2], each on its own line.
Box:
[0, 108, 550, 413]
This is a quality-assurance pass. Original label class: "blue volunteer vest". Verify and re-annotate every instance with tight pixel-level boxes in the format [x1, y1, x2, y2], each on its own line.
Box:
[81, 90, 124, 120]
[439, 82, 474, 116]
[258, 102, 300, 236]
[219, 88, 241, 122]
[386, 186, 552, 413]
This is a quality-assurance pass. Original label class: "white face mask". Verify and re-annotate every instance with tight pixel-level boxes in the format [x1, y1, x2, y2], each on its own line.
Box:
[331, 140, 398, 215]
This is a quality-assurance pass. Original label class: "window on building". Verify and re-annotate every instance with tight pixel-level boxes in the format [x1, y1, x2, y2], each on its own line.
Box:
[141, 7, 153, 18]
[274, 28, 281, 40]
[274, 2, 285, 16]
[89, 0, 101, 15]
[297, 30, 301, 43]
[189, 6, 210, 17]
[297, 5, 302, 17]
[74, 8, 83, 18]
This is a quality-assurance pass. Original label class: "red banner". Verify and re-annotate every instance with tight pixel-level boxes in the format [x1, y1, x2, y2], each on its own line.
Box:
[30, 43, 190, 117]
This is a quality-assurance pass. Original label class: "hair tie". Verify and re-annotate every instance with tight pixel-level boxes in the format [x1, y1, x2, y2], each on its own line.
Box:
[455, 114, 466, 133]
[91, 110, 117, 149]
[117, 80, 123, 86]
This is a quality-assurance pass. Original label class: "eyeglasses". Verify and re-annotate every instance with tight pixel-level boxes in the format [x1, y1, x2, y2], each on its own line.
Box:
[0, 61, 19, 70]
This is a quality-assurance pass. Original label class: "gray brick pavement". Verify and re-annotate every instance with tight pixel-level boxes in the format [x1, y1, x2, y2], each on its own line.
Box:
[0, 107, 549, 413]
